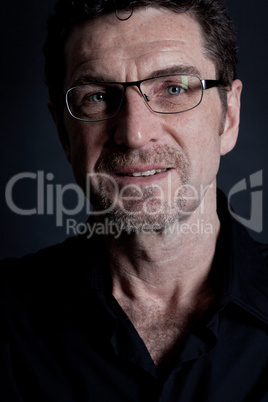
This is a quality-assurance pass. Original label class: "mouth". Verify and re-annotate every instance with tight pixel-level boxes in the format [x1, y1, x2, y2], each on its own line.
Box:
[116, 168, 170, 177]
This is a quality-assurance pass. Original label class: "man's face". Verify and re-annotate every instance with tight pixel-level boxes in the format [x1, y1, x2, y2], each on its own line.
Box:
[60, 7, 240, 230]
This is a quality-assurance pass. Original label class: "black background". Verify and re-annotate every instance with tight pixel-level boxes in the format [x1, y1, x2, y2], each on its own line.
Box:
[1, 0, 268, 260]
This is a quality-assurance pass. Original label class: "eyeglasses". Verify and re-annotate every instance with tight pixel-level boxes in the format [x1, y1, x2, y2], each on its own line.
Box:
[65, 74, 223, 122]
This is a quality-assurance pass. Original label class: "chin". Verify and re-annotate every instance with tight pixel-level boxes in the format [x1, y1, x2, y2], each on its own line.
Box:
[106, 211, 180, 234]
[94, 194, 189, 234]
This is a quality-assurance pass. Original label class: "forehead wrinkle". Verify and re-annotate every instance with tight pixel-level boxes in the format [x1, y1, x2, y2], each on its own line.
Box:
[72, 50, 183, 73]
[71, 39, 188, 65]
[66, 41, 195, 78]
[67, 44, 196, 85]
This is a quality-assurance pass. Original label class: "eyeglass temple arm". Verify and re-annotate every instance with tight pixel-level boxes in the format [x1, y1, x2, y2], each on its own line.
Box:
[201, 79, 223, 90]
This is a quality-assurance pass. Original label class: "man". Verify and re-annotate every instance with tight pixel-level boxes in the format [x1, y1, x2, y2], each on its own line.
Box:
[0, 0, 267, 401]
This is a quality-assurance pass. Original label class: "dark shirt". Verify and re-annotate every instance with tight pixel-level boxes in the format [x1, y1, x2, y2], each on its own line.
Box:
[0, 191, 268, 402]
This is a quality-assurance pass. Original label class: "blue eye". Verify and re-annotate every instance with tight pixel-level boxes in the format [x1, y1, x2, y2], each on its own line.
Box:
[167, 86, 184, 95]
[89, 92, 106, 102]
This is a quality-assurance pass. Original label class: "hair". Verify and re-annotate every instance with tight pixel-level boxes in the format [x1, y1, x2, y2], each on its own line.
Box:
[43, 0, 238, 111]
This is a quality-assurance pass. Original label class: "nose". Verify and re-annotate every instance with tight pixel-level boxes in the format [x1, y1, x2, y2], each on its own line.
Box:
[113, 87, 161, 149]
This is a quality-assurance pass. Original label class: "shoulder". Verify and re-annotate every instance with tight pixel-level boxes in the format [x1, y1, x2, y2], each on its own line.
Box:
[217, 187, 268, 269]
[229, 219, 268, 324]
[0, 232, 102, 302]
[255, 241, 268, 265]
[231, 218, 268, 275]
[0, 235, 82, 276]
[0, 229, 99, 267]
[216, 188, 268, 322]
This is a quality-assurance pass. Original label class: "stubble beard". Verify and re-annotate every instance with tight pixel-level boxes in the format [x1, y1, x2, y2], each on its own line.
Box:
[91, 145, 190, 233]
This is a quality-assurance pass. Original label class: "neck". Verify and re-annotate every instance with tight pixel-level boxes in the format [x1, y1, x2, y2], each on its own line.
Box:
[104, 185, 220, 304]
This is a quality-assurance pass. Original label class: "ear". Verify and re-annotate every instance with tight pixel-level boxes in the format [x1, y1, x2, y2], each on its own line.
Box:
[47, 100, 72, 164]
[220, 79, 243, 156]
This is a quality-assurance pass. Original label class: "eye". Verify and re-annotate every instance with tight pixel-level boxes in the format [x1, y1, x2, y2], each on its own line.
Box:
[167, 86, 184, 95]
[89, 92, 106, 102]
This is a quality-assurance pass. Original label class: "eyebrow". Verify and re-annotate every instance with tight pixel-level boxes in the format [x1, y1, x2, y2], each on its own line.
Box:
[71, 65, 202, 87]
[146, 65, 202, 79]
[71, 75, 113, 86]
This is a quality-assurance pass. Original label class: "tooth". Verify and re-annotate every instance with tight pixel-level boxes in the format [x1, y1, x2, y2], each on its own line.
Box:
[143, 170, 155, 176]
[127, 168, 168, 177]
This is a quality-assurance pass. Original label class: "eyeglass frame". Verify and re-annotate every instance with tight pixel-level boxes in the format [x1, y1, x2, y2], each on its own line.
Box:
[65, 74, 224, 123]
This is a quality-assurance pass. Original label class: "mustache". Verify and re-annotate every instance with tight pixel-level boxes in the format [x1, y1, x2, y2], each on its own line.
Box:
[96, 145, 189, 173]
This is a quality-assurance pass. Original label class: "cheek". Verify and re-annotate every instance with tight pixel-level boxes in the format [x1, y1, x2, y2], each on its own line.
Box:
[164, 106, 223, 185]
[65, 117, 103, 162]
[194, 116, 222, 185]
[64, 119, 106, 189]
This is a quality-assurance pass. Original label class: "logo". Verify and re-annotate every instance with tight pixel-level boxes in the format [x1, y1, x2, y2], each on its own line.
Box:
[4, 170, 264, 234]
[227, 170, 263, 233]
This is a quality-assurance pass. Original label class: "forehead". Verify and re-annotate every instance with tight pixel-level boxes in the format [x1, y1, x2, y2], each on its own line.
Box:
[64, 7, 216, 88]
